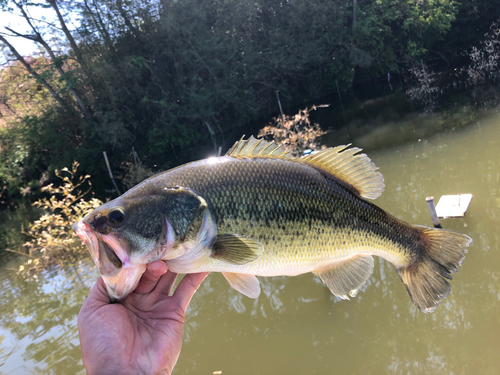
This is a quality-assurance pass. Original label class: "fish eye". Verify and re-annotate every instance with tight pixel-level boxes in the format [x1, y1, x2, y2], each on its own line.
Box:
[108, 209, 125, 225]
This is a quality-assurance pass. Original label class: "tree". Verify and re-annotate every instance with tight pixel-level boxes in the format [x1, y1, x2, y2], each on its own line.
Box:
[0, 0, 497, 202]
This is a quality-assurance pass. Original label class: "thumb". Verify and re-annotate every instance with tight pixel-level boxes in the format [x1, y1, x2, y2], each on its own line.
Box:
[84, 277, 111, 309]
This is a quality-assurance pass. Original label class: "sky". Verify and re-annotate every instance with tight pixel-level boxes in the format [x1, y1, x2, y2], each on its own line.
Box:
[0, 3, 59, 59]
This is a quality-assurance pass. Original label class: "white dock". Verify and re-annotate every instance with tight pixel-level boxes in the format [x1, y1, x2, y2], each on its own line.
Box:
[435, 194, 473, 219]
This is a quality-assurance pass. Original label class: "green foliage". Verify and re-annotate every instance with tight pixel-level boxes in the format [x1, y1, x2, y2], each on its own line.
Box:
[0, 0, 499, 204]
[67, 0, 356, 174]
[352, 0, 458, 76]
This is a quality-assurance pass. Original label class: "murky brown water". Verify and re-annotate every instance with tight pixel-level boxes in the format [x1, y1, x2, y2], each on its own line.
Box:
[1, 110, 499, 374]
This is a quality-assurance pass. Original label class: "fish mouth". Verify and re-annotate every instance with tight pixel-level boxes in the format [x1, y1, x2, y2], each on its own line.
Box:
[72, 220, 147, 301]
[100, 263, 147, 302]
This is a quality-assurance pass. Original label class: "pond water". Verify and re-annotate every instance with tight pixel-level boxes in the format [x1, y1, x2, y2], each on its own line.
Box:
[1, 109, 499, 374]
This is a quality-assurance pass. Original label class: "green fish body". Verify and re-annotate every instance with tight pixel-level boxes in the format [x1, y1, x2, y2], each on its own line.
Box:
[73, 137, 471, 313]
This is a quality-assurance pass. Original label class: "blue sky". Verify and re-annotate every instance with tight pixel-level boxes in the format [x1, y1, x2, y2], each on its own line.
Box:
[0, 3, 62, 59]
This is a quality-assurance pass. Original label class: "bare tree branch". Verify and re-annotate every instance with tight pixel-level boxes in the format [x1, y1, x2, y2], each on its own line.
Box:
[0, 34, 68, 110]
[47, 0, 84, 64]
[9, 0, 97, 122]
[85, 0, 115, 51]
[4, 27, 38, 41]
[116, 0, 141, 39]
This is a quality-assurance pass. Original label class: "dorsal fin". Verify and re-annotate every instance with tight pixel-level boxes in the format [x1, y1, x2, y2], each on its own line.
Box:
[302, 145, 384, 199]
[226, 136, 295, 159]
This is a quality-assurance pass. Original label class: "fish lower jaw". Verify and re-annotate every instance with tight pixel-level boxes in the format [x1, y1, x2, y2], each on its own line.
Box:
[101, 263, 147, 301]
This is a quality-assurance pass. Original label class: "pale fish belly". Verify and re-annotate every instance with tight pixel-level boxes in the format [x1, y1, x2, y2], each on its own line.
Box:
[178, 224, 413, 277]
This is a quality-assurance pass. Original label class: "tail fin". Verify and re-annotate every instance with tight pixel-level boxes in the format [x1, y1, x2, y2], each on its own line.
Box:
[396, 226, 471, 313]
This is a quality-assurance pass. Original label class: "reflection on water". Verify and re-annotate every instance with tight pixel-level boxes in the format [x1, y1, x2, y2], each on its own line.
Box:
[1, 111, 500, 374]
[0, 257, 97, 374]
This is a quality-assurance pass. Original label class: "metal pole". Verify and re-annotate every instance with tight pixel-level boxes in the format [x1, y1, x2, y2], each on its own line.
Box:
[426, 196, 442, 228]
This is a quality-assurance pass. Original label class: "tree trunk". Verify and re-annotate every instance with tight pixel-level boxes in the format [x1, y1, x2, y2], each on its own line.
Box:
[353, 0, 357, 26]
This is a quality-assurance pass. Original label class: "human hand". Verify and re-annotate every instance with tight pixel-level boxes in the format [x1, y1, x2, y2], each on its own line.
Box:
[78, 261, 209, 375]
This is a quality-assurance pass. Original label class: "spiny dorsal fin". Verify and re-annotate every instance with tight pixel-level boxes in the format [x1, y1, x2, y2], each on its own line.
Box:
[222, 272, 261, 298]
[226, 136, 295, 159]
[314, 255, 374, 299]
[211, 234, 264, 265]
[302, 145, 384, 199]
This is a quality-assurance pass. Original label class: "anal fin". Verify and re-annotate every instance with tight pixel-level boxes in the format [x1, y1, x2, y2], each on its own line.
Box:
[314, 255, 374, 299]
[211, 234, 264, 265]
[222, 272, 261, 298]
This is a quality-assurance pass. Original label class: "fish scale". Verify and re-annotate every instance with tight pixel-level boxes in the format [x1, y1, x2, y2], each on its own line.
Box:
[128, 156, 419, 276]
[73, 136, 471, 313]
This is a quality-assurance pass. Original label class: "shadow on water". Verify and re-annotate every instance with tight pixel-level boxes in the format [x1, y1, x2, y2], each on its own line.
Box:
[1, 108, 500, 374]
[0, 200, 40, 265]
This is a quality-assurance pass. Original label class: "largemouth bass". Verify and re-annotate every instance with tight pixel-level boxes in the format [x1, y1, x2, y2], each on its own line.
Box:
[73, 137, 471, 313]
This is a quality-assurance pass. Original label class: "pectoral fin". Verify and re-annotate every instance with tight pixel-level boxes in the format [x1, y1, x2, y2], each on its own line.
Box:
[222, 272, 261, 298]
[211, 234, 264, 265]
[314, 255, 374, 299]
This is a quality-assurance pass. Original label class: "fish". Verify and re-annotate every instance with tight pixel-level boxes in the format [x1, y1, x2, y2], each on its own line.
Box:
[72, 136, 471, 313]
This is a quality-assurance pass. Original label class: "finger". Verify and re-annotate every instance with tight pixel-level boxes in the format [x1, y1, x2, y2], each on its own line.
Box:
[133, 261, 168, 295]
[156, 269, 180, 296]
[78, 278, 109, 330]
[81, 277, 111, 312]
[171, 272, 209, 312]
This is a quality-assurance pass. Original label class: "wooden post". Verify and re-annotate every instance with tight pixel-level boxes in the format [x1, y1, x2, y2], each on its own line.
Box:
[276, 90, 285, 125]
[103, 151, 121, 196]
[426, 196, 442, 228]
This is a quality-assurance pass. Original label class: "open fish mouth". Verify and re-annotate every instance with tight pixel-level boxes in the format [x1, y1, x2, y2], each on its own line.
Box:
[72, 221, 102, 268]
[72, 221, 147, 301]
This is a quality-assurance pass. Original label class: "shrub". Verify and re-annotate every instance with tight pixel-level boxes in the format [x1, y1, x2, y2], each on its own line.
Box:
[17, 162, 102, 273]
[258, 105, 328, 157]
